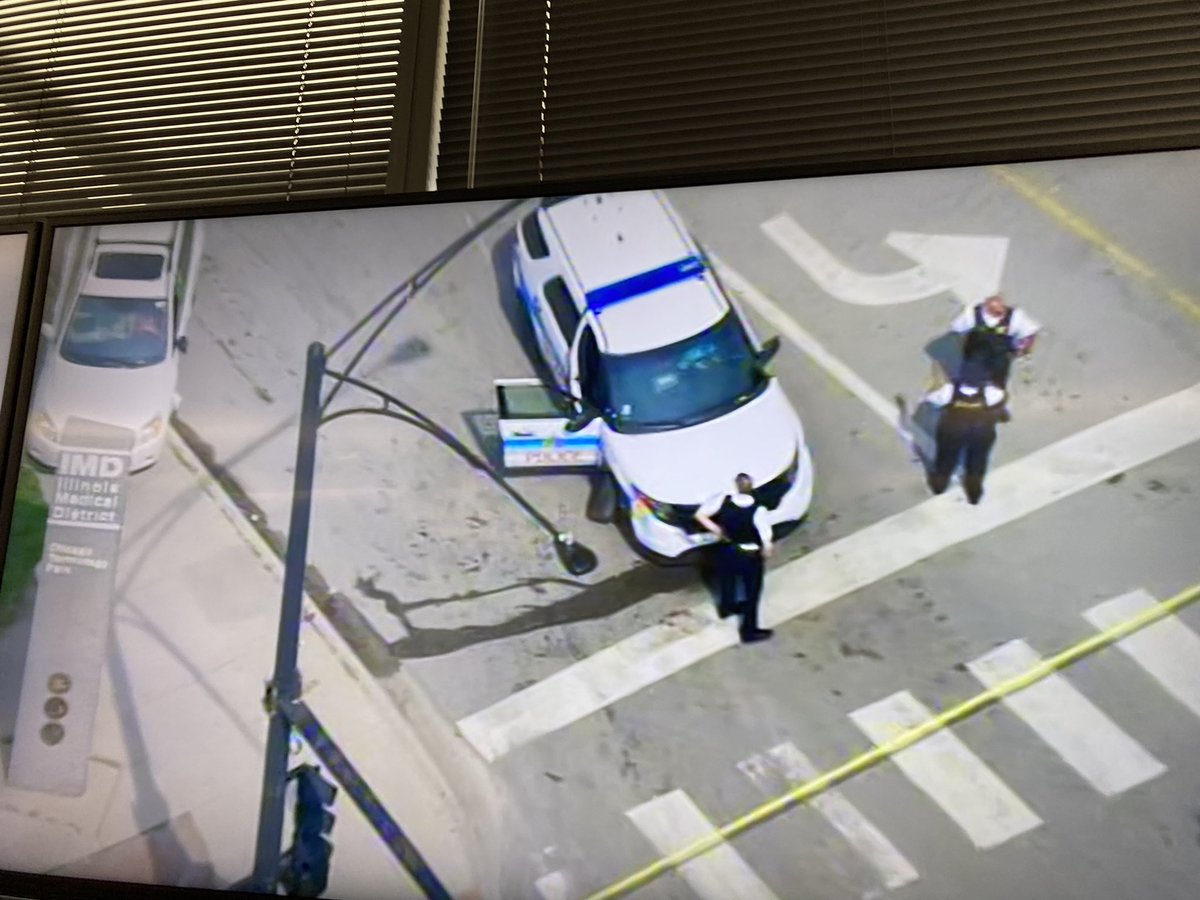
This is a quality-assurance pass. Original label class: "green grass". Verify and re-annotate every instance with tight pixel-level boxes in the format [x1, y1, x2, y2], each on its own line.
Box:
[0, 464, 49, 629]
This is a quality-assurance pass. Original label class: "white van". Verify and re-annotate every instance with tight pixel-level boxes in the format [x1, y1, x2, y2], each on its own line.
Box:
[501, 191, 814, 560]
[27, 219, 203, 473]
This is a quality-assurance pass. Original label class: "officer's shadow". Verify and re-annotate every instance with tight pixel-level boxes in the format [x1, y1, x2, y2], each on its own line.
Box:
[925, 331, 962, 387]
[694, 548, 757, 615]
[696, 548, 724, 608]
[905, 331, 962, 477]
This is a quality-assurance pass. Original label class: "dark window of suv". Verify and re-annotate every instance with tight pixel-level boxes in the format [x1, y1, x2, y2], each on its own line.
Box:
[544, 276, 581, 339]
[95, 251, 164, 280]
[520, 211, 550, 259]
[576, 324, 609, 409]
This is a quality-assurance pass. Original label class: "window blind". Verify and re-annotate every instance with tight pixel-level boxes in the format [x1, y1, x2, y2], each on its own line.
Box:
[0, 0, 417, 219]
[436, 0, 1200, 190]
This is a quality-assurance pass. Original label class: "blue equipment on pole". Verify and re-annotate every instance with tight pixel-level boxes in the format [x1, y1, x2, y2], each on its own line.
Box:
[281, 764, 338, 897]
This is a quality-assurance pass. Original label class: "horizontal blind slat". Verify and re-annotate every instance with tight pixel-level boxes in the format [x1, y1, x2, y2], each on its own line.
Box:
[2, 0, 408, 219]
[436, 0, 1200, 189]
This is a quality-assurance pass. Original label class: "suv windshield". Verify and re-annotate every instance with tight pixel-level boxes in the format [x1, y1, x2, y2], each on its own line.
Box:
[59, 295, 170, 368]
[603, 313, 767, 432]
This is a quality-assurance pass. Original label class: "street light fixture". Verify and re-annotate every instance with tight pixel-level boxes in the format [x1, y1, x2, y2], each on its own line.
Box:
[319, 367, 598, 577]
[248, 342, 597, 894]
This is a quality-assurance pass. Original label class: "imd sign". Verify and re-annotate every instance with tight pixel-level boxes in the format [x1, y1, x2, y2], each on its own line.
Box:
[8, 421, 133, 796]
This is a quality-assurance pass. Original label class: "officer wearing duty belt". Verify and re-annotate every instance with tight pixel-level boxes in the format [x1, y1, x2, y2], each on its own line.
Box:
[923, 360, 1009, 505]
[695, 474, 775, 644]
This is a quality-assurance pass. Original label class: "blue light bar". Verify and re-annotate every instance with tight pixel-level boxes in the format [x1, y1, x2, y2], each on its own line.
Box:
[585, 255, 706, 313]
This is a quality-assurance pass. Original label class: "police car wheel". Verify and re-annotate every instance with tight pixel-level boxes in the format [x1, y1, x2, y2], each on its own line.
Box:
[586, 472, 618, 523]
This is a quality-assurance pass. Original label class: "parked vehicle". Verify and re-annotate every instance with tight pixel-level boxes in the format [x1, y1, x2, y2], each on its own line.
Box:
[500, 191, 813, 560]
[27, 220, 203, 473]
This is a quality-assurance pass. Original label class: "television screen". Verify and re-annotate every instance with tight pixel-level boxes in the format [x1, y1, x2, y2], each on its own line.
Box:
[2, 149, 1200, 900]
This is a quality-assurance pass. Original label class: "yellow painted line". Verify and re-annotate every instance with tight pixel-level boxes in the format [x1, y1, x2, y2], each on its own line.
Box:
[991, 165, 1200, 325]
[585, 579, 1200, 900]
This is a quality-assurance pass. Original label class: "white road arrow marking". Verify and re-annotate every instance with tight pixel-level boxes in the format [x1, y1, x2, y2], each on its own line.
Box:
[761, 213, 1009, 306]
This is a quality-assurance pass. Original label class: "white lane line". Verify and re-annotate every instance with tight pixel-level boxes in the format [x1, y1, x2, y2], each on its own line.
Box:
[966, 639, 1166, 796]
[625, 790, 779, 900]
[739, 743, 919, 892]
[713, 253, 900, 429]
[456, 381, 1200, 762]
[1084, 589, 1200, 719]
[849, 691, 1042, 849]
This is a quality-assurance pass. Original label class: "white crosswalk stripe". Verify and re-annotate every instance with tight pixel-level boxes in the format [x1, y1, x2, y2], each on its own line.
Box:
[849, 690, 1043, 849]
[966, 638, 1166, 795]
[625, 790, 779, 900]
[739, 742, 919, 893]
[1083, 589, 1200, 719]
[602, 606, 1200, 899]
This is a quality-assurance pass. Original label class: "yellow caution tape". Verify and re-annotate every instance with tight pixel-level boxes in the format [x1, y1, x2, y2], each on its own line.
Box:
[586, 579, 1200, 900]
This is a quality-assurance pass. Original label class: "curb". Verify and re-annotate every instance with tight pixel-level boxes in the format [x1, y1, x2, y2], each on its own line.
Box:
[164, 425, 486, 897]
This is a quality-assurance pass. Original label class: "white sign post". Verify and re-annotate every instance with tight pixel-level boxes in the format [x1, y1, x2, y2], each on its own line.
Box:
[7, 418, 133, 796]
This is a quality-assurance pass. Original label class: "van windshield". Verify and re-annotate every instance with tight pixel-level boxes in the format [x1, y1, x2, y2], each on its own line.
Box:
[59, 295, 170, 368]
[602, 313, 767, 432]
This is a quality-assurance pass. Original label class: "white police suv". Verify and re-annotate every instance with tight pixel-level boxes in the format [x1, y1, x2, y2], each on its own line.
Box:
[499, 191, 814, 560]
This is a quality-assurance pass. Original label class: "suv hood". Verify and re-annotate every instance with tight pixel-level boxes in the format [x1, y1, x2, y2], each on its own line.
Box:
[33, 353, 173, 435]
[603, 380, 803, 504]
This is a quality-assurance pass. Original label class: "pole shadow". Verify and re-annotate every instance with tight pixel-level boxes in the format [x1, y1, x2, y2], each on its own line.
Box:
[102, 620, 218, 888]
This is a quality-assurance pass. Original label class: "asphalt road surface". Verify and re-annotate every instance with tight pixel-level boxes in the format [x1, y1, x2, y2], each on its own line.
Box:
[171, 149, 1200, 899]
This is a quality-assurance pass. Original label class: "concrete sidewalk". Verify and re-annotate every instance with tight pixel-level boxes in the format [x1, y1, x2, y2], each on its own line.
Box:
[0, 431, 481, 898]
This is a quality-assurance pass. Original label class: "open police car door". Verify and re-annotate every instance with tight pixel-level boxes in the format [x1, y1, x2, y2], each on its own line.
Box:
[495, 378, 602, 472]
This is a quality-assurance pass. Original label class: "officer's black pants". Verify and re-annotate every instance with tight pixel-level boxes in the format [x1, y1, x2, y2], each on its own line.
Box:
[716, 544, 765, 636]
[928, 421, 997, 504]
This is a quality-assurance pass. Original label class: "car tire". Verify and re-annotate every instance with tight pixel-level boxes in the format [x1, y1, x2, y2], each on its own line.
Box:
[586, 472, 618, 524]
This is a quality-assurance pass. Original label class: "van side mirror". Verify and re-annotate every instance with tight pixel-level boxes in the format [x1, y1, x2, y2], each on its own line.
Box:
[175, 335, 189, 353]
[757, 336, 781, 366]
[564, 403, 598, 433]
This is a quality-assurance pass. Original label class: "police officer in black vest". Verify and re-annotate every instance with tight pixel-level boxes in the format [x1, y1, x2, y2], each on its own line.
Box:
[949, 294, 1040, 389]
[695, 473, 774, 644]
[923, 360, 1009, 505]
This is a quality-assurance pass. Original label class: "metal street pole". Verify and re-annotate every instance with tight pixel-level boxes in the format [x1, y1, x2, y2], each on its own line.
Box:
[248, 341, 326, 892]
[241, 338, 595, 894]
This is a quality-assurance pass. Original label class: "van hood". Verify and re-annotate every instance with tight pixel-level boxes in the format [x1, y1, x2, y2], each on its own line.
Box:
[603, 380, 803, 504]
[33, 353, 173, 436]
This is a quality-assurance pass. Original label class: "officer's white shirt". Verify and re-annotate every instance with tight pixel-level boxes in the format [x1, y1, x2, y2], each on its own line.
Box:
[923, 383, 1007, 408]
[697, 491, 773, 548]
[949, 304, 1040, 341]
